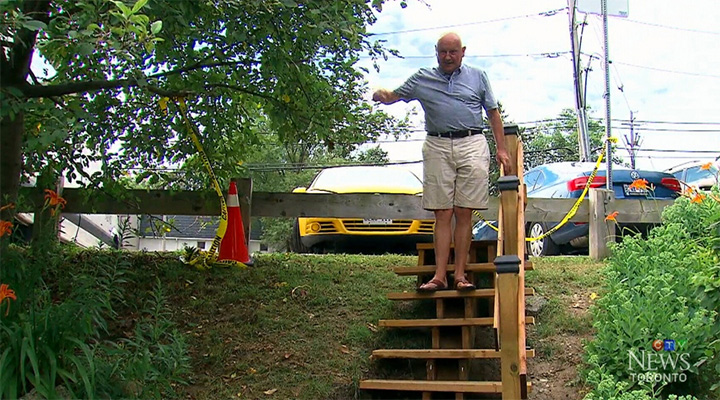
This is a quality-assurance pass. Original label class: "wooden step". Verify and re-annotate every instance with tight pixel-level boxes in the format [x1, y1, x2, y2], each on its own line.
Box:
[387, 287, 535, 300]
[378, 316, 535, 328]
[371, 349, 535, 359]
[393, 261, 533, 276]
[416, 240, 496, 250]
[359, 379, 532, 394]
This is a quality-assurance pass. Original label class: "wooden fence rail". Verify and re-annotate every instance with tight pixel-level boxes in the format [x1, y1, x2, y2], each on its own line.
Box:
[18, 184, 675, 259]
[18, 187, 673, 223]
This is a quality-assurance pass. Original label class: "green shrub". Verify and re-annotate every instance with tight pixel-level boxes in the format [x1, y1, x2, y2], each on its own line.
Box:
[0, 245, 190, 399]
[583, 187, 720, 398]
[0, 245, 116, 399]
[583, 369, 699, 400]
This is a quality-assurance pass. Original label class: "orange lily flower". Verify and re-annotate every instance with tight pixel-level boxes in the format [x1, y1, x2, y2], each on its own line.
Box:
[683, 187, 695, 197]
[605, 211, 619, 222]
[0, 221, 12, 238]
[691, 193, 706, 204]
[0, 283, 17, 316]
[44, 189, 67, 209]
[628, 179, 649, 191]
[700, 162, 713, 170]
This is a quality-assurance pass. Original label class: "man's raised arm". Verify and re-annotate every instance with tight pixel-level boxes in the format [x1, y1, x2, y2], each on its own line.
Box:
[372, 89, 401, 105]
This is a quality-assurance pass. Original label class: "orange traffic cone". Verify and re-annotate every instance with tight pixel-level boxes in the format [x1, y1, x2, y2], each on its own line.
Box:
[218, 181, 253, 266]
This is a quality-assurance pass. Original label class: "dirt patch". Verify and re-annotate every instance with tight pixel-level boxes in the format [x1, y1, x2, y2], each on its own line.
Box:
[528, 332, 591, 399]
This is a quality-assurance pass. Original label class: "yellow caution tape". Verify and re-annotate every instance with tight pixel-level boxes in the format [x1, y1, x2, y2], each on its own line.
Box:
[171, 97, 248, 270]
[474, 139, 611, 242]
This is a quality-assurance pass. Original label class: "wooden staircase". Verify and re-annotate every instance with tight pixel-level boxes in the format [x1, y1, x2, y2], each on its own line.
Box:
[360, 125, 532, 399]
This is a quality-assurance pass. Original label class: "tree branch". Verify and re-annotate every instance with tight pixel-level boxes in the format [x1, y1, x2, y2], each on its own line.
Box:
[16, 78, 191, 98]
[15, 59, 255, 98]
[204, 83, 278, 103]
[149, 59, 257, 79]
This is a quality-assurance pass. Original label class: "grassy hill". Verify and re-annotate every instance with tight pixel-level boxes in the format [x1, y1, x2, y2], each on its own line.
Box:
[1, 245, 605, 399]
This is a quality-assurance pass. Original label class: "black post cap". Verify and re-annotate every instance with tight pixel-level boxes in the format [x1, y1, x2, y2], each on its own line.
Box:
[497, 176, 519, 191]
[504, 124, 519, 136]
[494, 255, 521, 274]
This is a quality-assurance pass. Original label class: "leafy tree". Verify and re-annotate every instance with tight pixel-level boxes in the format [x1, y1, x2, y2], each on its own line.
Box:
[0, 0, 402, 223]
[522, 108, 618, 169]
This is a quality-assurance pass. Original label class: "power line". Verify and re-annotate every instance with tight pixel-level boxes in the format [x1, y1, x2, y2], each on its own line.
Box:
[618, 119, 720, 125]
[609, 125, 720, 133]
[617, 147, 720, 154]
[632, 154, 717, 160]
[368, 7, 567, 36]
[384, 51, 571, 59]
[612, 60, 720, 79]
[620, 18, 720, 36]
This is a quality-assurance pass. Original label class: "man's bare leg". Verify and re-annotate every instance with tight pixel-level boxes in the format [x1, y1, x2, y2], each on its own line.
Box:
[453, 206, 475, 289]
[419, 209, 453, 290]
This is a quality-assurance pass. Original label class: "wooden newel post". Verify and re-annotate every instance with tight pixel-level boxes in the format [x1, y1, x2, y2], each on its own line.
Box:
[498, 176, 519, 256]
[495, 255, 523, 399]
[503, 124, 519, 176]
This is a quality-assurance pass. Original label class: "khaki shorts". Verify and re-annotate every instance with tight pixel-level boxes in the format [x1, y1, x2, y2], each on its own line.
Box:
[421, 134, 490, 210]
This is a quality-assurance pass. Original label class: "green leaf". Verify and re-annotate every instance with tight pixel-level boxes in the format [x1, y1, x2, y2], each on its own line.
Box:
[113, 0, 132, 16]
[87, 23, 100, 31]
[21, 19, 47, 31]
[132, 0, 149, 13]
[77, 43, 94, 56]
[279, 0, 297, 7]
[150, 20, 162, 35]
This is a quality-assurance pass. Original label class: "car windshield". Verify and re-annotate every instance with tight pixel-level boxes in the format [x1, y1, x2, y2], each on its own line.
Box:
[686, 165, 718, 183]
[311, 167, 422, 192]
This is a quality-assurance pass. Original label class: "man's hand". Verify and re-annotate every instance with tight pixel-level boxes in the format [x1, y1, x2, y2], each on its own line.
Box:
[496, 148, 513, 176]
[372, 89, 400, 105]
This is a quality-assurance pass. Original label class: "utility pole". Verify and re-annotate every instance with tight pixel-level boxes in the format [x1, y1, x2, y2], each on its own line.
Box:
[622, 111, 642, 169]
[602, 0, 613, 189]
[567, 0, 591, 162]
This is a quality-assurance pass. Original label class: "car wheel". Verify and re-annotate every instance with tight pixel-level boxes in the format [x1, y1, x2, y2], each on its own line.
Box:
[527, 222, 559, 257]
[289, 220, 310, 253]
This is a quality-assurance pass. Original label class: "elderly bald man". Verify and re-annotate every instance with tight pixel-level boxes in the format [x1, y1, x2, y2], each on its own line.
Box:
[373, 32, 511, 292]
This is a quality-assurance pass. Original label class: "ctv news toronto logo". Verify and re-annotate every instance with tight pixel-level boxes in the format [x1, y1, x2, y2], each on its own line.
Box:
[628, 339, 691, 383]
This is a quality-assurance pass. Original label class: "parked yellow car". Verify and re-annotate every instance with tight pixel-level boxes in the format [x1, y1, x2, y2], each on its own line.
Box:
[289, 166, 434, 253]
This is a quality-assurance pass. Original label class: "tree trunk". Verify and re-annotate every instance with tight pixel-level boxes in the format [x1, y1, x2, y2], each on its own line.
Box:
[0, 110, 24, 221]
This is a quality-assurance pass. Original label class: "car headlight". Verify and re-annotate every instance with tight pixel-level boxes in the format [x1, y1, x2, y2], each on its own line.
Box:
[309, 222, 321, 233]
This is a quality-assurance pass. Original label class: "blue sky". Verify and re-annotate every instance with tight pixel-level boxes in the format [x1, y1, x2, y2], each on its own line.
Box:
[361, 0, 720, 174]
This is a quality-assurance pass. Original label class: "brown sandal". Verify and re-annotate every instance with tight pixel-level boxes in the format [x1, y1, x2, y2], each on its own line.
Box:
[418, 278, 447, 292]
[454, 277, 476, 291]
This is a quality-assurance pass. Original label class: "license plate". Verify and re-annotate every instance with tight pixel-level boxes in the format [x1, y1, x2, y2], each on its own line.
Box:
[623, 184, 648, 196]
[363, 218, 393, 225]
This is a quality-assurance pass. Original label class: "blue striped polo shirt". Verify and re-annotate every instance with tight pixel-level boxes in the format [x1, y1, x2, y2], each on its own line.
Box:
[394, 64, 498, 134]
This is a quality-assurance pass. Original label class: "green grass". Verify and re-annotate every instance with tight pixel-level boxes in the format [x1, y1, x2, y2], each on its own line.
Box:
[526, 256, 605, 299]
[130, 252, 429, 400]
[126, 253, 607, 399]
[525, 256, 605, 358]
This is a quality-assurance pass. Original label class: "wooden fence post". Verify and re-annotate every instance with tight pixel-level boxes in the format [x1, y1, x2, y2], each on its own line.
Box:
[495, 255, 522, 399]
[589, 188, 615, 260]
